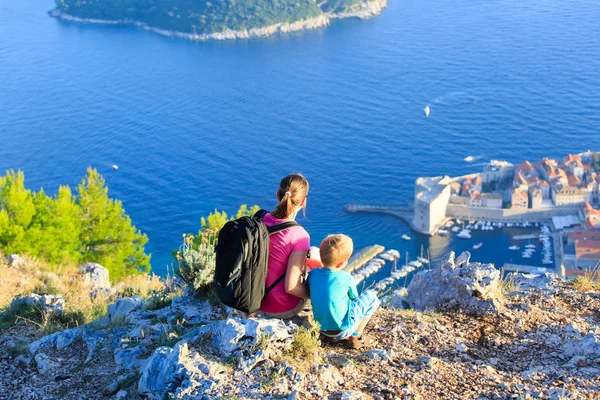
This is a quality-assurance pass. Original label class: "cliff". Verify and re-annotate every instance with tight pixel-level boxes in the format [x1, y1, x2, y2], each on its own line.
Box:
[1, 252, 599, 399]
[49, 0, 387, 42]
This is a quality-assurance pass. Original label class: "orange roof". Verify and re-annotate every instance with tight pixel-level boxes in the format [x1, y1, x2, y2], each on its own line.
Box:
[568, 231, 600, 242]
[565, 154, 583, 165]
[567, 174, 581, 187]
[539, 180, 549, 186]
[514, 172, 528, 185]
[518, 161, 534, 175]
[512, 189, 528, 200]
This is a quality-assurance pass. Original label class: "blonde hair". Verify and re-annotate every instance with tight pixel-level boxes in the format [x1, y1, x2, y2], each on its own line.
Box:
[320, 234, 354, 269]
[271, 173, 309, 219]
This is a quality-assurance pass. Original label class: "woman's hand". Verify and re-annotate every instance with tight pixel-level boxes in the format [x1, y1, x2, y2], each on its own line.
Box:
[284, 251, 310, 299]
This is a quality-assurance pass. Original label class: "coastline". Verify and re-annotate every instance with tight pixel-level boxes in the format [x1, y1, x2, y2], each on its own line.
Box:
[48, 0, 387, 42]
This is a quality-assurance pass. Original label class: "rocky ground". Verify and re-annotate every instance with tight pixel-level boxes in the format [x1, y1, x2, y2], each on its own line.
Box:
[1, 252, 599, 400]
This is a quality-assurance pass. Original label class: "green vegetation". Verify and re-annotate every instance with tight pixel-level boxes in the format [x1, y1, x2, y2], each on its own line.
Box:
[592, 152, 600, 173]
[54, 0, 373, 35]
[0, 168, 150, 281]
[282, 324, 322, 370]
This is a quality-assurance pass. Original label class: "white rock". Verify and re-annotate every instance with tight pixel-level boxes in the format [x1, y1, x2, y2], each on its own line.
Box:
[5, 254, 26, 268]
[34, 353, 60, 374]
[407, 251, 503, 313]
[138, 343, 226, 399]
[108, 296, 144, 323]
[10, 294, 65, 315]
[79, 262, 111, 290]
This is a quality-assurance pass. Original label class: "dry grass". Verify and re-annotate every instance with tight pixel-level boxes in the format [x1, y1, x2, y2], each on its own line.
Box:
[0, 252, 173, 330]
[282, 323, 323, 371]
[570, 264, 600, 293]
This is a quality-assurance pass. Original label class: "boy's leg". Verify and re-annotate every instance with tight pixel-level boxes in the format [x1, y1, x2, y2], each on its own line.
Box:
[347, 290, 380, 335]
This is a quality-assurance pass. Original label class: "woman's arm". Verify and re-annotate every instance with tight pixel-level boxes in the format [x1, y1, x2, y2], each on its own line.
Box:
[284, 251, 310, 299]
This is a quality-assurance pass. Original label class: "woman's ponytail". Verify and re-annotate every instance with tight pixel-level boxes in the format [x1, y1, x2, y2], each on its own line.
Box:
[271, 174, 309, 219]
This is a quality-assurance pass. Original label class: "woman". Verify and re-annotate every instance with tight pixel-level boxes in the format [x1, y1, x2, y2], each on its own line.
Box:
[259, 173, 311, 319]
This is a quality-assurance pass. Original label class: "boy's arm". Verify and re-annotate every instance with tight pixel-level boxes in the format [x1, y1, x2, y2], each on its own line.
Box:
[348, 274, 358, 300]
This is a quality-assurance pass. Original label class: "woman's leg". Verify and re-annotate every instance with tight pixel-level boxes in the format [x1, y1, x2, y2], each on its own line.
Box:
[262, 298, 307, 319]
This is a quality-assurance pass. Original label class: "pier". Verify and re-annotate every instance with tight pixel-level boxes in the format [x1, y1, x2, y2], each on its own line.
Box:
[344, 244, 385, 273]
[344, 204, 416, 228]
[502, 263, 555, 274]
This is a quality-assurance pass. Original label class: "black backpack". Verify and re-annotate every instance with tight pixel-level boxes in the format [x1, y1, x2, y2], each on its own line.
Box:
[213, 209, 299, 313]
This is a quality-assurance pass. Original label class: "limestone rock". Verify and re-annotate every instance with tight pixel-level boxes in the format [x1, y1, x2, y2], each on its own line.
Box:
[386, 288, 410, 310]
[407, 251, 503, 313]
[138, 342, 226, 399]
[114, 344, 148, 373]
[508, 272, 560, 292]
[11, 294, 65, 315]
[29, 327, 83, 354]
[340, 391, 367, 400]
[5, 254, 26, 268]
[79, 262, 111, 290]
[108, 296, 144, 323]
[34, 353, 60, 374]
[170, 296, 213, 325]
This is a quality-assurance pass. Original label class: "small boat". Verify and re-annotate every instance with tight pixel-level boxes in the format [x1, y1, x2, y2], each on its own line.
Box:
[445, 220, 455, 228]
[424, 105, 430, 117]
[408, 260, 423, 268]
[112, 164, 119, 170]
[401, 234, 411, 241]
[417, 257, 429, 264]
[464, 156, 474, 163]
[452, 226, 460, 233]
[525, 244, 536, 249]
[457, 230, 472, 239]
[438, 229, 449, 236]
[509, 245, 520, 251]
[522, 253, 532, 259]
[473, 243, 483, 250]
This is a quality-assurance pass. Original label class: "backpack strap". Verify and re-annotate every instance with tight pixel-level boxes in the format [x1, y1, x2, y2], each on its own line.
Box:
[254, 209, 269, 219]
[267, 221, 299, 234]
[264, 219, 301, 296]
[265, 272, 286, 296]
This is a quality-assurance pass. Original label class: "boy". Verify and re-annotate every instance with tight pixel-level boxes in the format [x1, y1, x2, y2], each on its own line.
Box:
[308, 234, 380, 349]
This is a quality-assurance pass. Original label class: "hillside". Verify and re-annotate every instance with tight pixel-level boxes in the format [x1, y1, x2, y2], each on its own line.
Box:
[51, 0, 387, 39]
[1, 251, 599, 399]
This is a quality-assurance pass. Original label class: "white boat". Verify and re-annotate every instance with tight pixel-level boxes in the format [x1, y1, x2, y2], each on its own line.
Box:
[473, 243, 483, 250]
[401, 234, 411, 241]
[408, 260, 423, 268]
[452, 226, 460, 233]
[542, 260, 554, 265]
[509, 245, 520, 251]
[380, 253, 394, 261]
[457, 230, 472, 239]
[417, 257, 429, 264]
[525, 244, 536, 249]
[464, 156, 474, 163]
[112, 164, 119, 170]
[389, 250, 400, 258]
[445, 220, 455, 228]
[456, 219, 462, 224]
[438, 229, 449, 236]
[424, 105, 430, 117]
[522, 253, 532, 259]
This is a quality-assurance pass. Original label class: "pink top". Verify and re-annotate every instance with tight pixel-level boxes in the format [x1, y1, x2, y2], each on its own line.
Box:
[259, 213, 311, 314]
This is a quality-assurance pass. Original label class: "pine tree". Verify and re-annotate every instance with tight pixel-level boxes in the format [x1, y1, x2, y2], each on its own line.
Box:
[0, 170, 36, 253]
[77, 168, 150, 281]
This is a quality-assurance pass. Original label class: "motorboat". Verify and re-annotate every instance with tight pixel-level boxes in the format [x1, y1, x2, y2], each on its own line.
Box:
[445, 220, 455, 228]
[452, 226, 460, 233]
[112, 164, 119, 170]
[457, 230, 472, 239]
[473, 243, 483, 250]
[424, 105, 430, 117]
[438, 229, 449, 236]
[401, 234, 411, 241]
[389, 250, 400, 259]
[417, 257, 429, 264]
[525, 244, 536, 249]
[464, 156, 474, 163]
[509, 245, 520, 251]
[408, 260, 423, 268]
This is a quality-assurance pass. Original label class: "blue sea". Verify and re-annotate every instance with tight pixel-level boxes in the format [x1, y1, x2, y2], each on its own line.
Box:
[1, 0, 600, 279]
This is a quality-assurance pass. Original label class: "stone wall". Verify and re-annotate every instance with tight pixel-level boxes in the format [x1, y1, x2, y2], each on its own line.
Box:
[446, 204, 580, 222]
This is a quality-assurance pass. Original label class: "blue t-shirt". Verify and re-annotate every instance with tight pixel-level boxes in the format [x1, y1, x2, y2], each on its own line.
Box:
[308, 268, 358, 331]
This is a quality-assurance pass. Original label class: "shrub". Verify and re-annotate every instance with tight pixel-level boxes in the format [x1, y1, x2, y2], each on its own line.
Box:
[176, 232, 217, 296]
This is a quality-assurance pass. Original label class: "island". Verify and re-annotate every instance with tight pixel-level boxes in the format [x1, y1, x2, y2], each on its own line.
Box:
[50, 0, 387, 41]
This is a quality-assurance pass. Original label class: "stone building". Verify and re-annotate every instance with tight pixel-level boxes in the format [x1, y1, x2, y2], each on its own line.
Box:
[413, 176, 452, 234]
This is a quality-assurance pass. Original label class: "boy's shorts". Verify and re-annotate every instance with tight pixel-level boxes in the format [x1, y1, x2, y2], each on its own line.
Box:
[322, 290, 380, 340]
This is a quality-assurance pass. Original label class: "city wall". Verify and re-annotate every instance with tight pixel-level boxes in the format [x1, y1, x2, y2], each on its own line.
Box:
[446, 204, 579, 222]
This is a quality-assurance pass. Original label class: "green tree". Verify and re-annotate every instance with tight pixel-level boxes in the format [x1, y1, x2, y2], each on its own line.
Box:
[77, 168, 150, 281]
[0, 170, 36, 253]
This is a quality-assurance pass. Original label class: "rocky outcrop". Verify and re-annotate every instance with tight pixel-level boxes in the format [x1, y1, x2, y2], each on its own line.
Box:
[407, 251, 503, 313]
[49, 0, 387, 42]
[79, 262, 111, 290]
[329, 0, 388, 20]
[10, 294, 65, 315]
[5, 254, 25, 269]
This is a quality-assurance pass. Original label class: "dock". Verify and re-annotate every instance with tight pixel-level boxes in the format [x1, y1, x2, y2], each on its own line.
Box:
[512, 234, 539, 240]
[344, 244, 385, 273]
[344, 204, 415, 228]
[502, 263, 556, 274]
